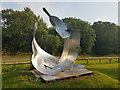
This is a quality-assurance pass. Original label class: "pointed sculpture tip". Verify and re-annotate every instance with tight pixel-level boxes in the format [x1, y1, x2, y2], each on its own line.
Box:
[43, 7, 45, 10]
[43, 7, 45, 11]
[43, 7, 51, 17]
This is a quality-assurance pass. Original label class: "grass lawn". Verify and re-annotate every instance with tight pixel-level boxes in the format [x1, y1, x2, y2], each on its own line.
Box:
[1, 57, 120, 88]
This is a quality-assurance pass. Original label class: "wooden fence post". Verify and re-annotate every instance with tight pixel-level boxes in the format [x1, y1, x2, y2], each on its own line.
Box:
[29, 57, 35, 70]
[99, 59, 101, 64]
[87, 59, 89, 65]
[109, 58, 111, 63]
[118, 58, 120, 63]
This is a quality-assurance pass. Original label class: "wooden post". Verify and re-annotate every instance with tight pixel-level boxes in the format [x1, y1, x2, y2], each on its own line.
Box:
[87, 59, 89, 65]
[118, 58, 120, 63]
[109, 59, 112, 63]
[29, 56, 35, 70]
[99, 59, 101, 64]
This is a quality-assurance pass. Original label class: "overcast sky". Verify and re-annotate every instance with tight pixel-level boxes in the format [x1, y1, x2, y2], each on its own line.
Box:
[1, 1, 118, 27]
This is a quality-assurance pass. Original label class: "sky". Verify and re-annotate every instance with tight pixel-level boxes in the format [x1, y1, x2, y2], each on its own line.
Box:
[1, 1, 118, 27]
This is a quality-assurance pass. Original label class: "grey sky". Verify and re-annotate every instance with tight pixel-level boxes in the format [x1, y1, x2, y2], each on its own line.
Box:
[2, 2, 118, 27]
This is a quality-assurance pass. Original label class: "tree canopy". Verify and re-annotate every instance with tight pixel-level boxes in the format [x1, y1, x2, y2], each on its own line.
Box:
[2, 7, 62, 55]
[2, 7, 45, 55]
[2, 8, 119, 56]
[92, 21, 118, 55]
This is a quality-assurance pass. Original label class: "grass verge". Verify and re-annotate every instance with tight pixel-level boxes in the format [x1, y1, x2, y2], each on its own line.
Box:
[2, 62, 119, 88]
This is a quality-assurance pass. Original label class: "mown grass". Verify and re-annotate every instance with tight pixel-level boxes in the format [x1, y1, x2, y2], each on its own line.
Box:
[86, 63, 119, 80]
[1, 56, 119, 88]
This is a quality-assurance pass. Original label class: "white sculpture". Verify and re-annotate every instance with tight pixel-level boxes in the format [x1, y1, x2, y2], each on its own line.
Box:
[31, 8, 92, 80]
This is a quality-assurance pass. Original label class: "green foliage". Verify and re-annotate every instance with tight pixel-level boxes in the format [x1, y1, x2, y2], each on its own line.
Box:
[38, 34, 61, 55]
[63, 17, 96, 54]
[92, 21, 118, 55]
[48, 27, 64, 55]
[117, 26, 120, 55]
[48, 27, 58, 36]
[2, 7, 47, 55]
[2, 8, 119, 56]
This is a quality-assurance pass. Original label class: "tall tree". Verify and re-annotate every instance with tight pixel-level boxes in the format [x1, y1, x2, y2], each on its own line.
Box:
[2, 7, 62, 56]
[92, 21, 118, 55]
[2, 7, 47, 55]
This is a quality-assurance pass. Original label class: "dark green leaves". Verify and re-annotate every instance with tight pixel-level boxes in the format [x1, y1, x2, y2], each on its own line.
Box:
[92, 21, 118, 55]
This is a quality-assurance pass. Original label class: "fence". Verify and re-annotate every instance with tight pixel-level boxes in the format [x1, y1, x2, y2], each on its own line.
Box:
[77, 57, 120, 65]
[1, 57, 120, 65]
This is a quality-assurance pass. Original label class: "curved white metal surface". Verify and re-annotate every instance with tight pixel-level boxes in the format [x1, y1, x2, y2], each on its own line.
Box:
[50, 16, 71, 38]
[31, 8, 80, 75]
[32, 37, 62, 75]
[43, 8, 70, 39]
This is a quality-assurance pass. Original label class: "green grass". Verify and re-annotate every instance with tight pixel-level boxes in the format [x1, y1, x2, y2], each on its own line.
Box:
[86, 63, 119, 80]
[2, 57, 120, 88]
[2, 64, 119, 88]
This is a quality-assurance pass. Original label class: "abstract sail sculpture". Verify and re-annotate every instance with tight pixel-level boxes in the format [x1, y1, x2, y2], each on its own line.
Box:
[31, 8, 93, 80]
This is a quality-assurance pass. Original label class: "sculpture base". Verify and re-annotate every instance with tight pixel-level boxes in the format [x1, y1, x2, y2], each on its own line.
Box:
[31, 67, 93, 81]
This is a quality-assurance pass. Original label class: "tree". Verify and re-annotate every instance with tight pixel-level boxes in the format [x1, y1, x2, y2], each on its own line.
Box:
[118, 26, 120, 55]
[2, 7, 47, 55]
[38, 34, 61, 55]
[2, 7, 63, 56]
[47, 27, 64, 55]
[92, 21, 118, 55]
[63, 17, 96, 55]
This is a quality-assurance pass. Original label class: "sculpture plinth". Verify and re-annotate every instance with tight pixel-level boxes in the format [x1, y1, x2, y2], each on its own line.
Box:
[31, 8, 93, 81]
